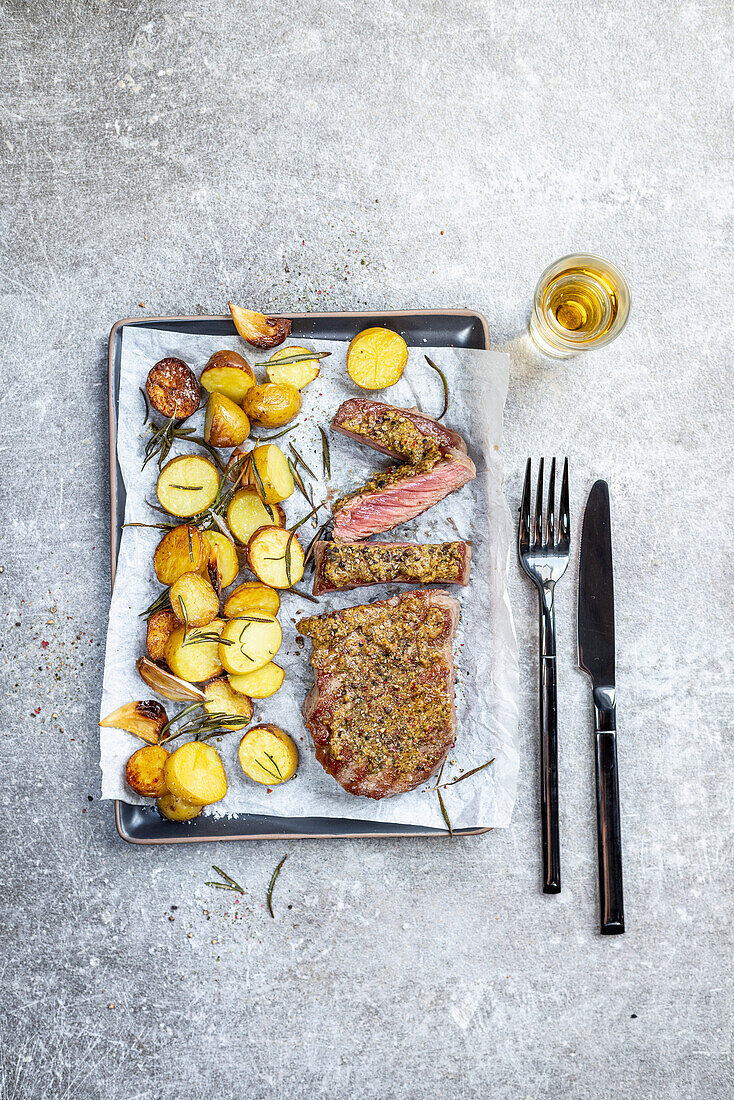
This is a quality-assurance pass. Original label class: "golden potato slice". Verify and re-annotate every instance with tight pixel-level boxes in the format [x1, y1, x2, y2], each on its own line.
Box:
[240, 444, 293, 504]
[163, 741, 228, 805]
[156, 455, 220, 518]
[99, 700, 167, 744]
[146, 609, 178, 663]
[247, 526, 305, 588]
[165, 620, 225, 682]
[223, 581, 281, 619]
[226, 488, 285, 544]
[169, 573, 220, 627]
[347, 327, 408, 389]
[156, 792, 204, 821]
[202, 531, 240, 590]
[238, 724, 298, 785]
[199, 350, 255, 403]
[203, 676, 254, 729]
[266, 345, 321, 390]
[242, 383, 301, 428]
[153, 524, 206, 585]
[204, 392, 251, 448]
[219, 613, 282, 675]
[229, 303, 291, 349]
[126, 744, 170, 797]
[136, 657, 206, 702]
[146, 357, 200, 419]
[229, 662, 285, 699]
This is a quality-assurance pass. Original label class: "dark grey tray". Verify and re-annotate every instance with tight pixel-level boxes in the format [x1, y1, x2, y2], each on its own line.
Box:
[108, 309, 490, 844]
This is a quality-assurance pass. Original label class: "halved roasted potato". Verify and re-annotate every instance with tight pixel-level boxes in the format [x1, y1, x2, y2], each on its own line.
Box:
[219, 613, 282, 675]
[99, 700, 167, 744]
[204, 392, 250, 448]
[146, 608, 179, 662]
[169, 573, 220, 627]
[240, 444, 293, 504]
[242, 383, 301, 428]
[247, 526, 305, 588]
[203, 676, 254, 729]
[153, 524, 206, 585]
[229, 662, 284, 699]
[136, 657, 206, 702]
[346, 327, 408, 389]
[156, 455, 220, 518]
[229, 303, 291, 349]
[126, 744, 170, 797]
[266, 345, 321, 390]
[238, 724, 298, 785]
[164, 741, 228, 805]
[156, 792, 204, 822]
[202, 531, 239, 590]
[146, 357, 200, 419]
[200, 350, 255, 403]
[223, 581, 281, 619]
[165, 620, 225, 682]
[226, 488, 285, 545]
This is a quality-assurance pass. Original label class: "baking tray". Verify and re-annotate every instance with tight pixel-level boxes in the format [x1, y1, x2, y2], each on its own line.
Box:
[108, 309, 491, 844]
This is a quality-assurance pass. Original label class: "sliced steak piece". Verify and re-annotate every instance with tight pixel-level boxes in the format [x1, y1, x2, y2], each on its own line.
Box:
[298, 590, 459, 799]
[312, 540, 471, 595]
[332, 399, 467, 460]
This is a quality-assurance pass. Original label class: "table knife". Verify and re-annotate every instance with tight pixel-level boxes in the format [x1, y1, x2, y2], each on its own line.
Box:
[577, 480, 625, 935]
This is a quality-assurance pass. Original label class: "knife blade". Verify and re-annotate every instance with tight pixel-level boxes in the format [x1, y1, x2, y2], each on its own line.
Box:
[578, 480, 625, 934]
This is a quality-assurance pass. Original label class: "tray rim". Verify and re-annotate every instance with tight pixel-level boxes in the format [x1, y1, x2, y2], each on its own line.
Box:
[107, 308, 492, 844]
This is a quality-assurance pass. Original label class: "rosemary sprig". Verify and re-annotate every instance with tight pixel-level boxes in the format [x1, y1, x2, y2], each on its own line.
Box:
[267, 855, 287, 918]
[140, 386, 151, 425]
[159, 706, 246, 744]
[265, 350, 331, 368]
[287, 457, 310, 502]
[437, 789, 453, 837]
[319, 426, 331, 478]
[205, 864, 245, 894]
[289, 586, 319, 603]
[304, 519, 332, 569]
[425, 356, 449, 420]
[139, 587, 171, 621]
[255, 753, 283, 781]
[123, 521, 177, 531]
[171, 483, 203, 491]
[289, 442, 317, 481]
[251, 423, 299, 442]
[426, 758, 495, 792]
[248, 453, 268, 500]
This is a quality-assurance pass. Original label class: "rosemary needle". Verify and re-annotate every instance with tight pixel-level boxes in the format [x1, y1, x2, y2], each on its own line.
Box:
[424, 356, 450, 420]
[267, 855, 287, 918]
[427, 758, 495, 791]
[319, 426, 331, 478]
[289, 442, 317, 481]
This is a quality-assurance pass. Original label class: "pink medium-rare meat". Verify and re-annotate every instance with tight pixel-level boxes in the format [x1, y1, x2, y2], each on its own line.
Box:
[297, 590, 459, 799]
[312, 540, 472, 595]
[331, 399, 467, 461]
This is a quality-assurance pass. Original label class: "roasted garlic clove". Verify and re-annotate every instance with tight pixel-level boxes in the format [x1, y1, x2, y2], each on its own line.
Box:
[99, 700, 168, 743]
[135, 657, 206, 702]
[229, 303, 291, 349]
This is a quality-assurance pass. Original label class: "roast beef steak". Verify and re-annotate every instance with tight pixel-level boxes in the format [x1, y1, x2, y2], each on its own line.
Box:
[332, 398, 467, 459]
[312, 540, 472, 595]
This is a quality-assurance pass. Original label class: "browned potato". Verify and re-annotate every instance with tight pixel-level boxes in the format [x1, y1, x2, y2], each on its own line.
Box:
[169, 573, 220, 627]
[204, 393, 250, 448]
[200, 350, 255, 403]
[229, 662, 284, 699]
[164, 741, 228, 805]
[223, 581, 281, 619]
[203, 676, 254, 729]
[156, 455, 220, 517]
[146, 608, 179, 662]
[156, 792, 204, 821]
[266, 345, 321, 390]
[239, 444, 294, 504]
[219, 614, 282, 674]
[238, 724, 298, 784]
[247, 526, 305, 588]
[99, 700, 167, 744]
[146, 358, 200, 419]
[242, 383, 301, 428]
[229, 303, 291, 349]
[126, 744, 170, 796]
[153, 524, 206, 585]
[165, 620, 225, 682]
[226, 488, 285, 545]
[202, 531, 239, 591]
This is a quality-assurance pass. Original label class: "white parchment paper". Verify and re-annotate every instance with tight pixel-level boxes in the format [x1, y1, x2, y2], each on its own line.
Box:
[100, 326, 519, 828]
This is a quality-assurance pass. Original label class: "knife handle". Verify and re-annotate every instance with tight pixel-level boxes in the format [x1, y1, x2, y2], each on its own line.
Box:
[595, 729, 625, 934]
[539, 594, 561, 894]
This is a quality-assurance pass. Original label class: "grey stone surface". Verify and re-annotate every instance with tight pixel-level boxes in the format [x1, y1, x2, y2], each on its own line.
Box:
[0, 1, 731, 1097]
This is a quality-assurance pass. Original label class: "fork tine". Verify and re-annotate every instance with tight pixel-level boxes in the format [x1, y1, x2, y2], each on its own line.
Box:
[558, 457, 570, 550]
[534, 457, 544, 548]
[519, 458, 532, 551]
[546, 457, 556, 547]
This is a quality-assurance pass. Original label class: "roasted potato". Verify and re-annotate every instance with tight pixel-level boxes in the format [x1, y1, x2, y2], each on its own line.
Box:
[163, 741, 228, 805]
[156, 792, 204, 822]
[266, 345, 321, 390]
[242, 383, 301, 428]
[223, 581, 281, 619]
[240, 444, 293, 504]
[126, 744, 170, 797]
[203, 676, 254, 729]
[146, 357, 200, 419]
[165, 620, 225, 682]
[146, 608, 178, 662]
[347, 327, 408, 389]
[229, 303, 291, 349]
[247, 526, 305, 588]
[169, 573, 220, 627]
[204, 392, 250, 448]
[202, 531, 240, 590]
[226, 489, 285, 545]
[219, 613, 282, 675]
[136, 657, 206, 702]
[99, 700, 167, 744]
[238, 724, 298, 785]
[156, 455, 220, 518]
[199, 350, 255, 403]
[153, 524, 206, 585]
[229, 662, 285, 700]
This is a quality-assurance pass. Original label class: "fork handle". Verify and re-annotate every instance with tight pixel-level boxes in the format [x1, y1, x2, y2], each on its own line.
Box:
[539, 591, 561, 893]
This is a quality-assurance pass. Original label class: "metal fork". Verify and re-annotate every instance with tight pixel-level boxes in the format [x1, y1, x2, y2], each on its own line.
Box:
[518, 458, 570, 894]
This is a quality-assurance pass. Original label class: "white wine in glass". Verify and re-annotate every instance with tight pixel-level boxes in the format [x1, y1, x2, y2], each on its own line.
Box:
[530, 254, 630, 358]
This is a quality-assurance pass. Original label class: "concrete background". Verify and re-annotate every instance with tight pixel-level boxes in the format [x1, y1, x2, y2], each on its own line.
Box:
[0, 1, 731, 1097]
